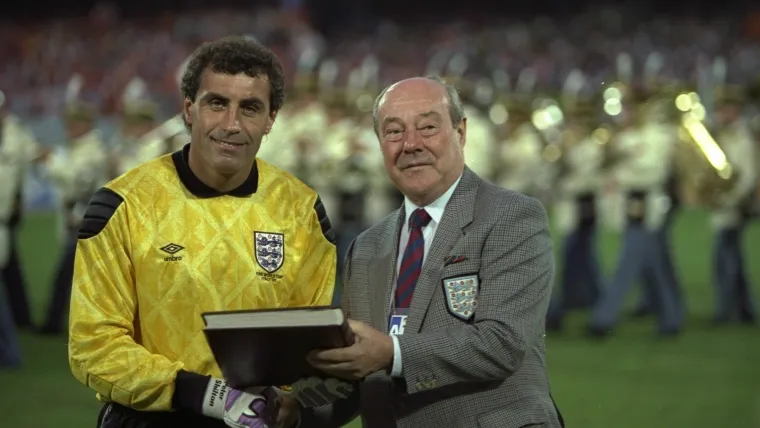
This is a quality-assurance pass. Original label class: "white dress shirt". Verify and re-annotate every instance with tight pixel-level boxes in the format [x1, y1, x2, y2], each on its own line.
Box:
[390, 174, 462, 377]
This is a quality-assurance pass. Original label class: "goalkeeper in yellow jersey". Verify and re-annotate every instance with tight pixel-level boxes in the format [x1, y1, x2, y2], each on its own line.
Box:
[68, 36, 344, 428]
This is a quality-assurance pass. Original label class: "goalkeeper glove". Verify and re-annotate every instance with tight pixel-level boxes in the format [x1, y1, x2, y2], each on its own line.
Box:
[202, 378, 280, 428]
[280, 377, 354, 408]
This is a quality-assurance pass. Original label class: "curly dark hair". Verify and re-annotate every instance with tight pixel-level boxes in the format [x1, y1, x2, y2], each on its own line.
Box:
[180, 36, 286, 114]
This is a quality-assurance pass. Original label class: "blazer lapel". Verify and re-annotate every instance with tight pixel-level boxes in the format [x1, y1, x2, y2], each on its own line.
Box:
[406, 167, 480, 333]
[369, 208, 404, 332]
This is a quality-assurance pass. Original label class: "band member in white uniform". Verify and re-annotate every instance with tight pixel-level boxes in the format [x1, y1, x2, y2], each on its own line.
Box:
[39, 100, 109, 334]
[588, 93, 683, 337]
[547, 100, 604, 330]
[711, 87, 757, 325]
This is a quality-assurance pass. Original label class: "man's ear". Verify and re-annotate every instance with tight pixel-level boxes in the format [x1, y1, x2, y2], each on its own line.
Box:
[457, 117, 467, 148]
[183, 98, 193, 127]
[265, 110, 279, 134]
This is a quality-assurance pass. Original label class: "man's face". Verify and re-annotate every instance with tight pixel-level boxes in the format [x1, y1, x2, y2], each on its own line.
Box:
[184, 69, 276, 176]
[376, 78, 466, 205]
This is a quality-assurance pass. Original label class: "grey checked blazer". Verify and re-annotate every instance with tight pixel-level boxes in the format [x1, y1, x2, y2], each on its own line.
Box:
[301, 167, 563, 428]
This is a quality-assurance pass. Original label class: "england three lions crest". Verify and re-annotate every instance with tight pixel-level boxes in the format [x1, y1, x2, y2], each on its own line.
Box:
[254, 232, 285, 274]
[443, 275, 479, 321]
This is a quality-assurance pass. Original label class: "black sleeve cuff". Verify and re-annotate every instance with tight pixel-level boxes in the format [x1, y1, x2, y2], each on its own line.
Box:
[172, 370, 211, 413]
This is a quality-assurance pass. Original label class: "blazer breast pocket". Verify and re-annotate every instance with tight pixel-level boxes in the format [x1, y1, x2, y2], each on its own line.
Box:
[440, 258, 481, 322]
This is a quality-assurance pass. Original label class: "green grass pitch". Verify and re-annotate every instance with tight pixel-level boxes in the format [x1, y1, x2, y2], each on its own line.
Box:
[0, 210, 759, 427]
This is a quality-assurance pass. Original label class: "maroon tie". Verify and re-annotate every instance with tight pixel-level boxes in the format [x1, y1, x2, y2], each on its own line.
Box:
[395, 209, 432, 309]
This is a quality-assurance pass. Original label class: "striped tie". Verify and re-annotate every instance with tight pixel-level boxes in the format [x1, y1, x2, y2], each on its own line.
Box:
[395, 208, 432, 309]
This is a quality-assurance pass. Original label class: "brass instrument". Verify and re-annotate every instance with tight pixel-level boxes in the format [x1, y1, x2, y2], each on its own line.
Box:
[490, 94, 535, 148]
[597, 82, 632, 170]
[532, 97, 564, 161]
[542, 69, 611, 180]
[595, 53, 637, 170]
[489, 68, 541, 138]
[552, 101, 611, 179]
[540, 69, 584, 166]
[673, 91, 737, 208]
[486, 69, 511, 126]
[602, 82, 628, 120]
[488, 96, 511, 127]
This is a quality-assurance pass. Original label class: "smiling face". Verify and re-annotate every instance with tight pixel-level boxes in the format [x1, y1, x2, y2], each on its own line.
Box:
[183, 68, 276, 187]
[376, 78, 466, 206]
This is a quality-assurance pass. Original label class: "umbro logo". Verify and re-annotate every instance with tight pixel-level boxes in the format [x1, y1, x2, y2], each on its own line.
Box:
[160, 243, 184, 261]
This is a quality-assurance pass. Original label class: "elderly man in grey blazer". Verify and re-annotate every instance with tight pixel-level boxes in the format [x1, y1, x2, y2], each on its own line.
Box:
[286, 76, 563, 428]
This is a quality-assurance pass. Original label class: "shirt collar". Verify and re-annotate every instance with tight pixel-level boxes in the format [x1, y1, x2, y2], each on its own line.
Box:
[403, 174, 462, 228]
[172, 143, 259, 198]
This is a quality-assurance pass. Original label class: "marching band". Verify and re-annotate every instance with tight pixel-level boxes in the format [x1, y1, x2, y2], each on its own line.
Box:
[0, 53, 758, 343]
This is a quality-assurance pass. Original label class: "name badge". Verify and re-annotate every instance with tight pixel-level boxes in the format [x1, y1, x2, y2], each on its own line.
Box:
[389, 308, 409, 336]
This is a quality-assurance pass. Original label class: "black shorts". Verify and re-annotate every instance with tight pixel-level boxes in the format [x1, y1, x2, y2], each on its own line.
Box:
[97, 403, 227, 428]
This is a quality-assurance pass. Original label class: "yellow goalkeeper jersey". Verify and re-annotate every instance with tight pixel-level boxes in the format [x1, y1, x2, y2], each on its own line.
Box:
[68, 144, 337, 411]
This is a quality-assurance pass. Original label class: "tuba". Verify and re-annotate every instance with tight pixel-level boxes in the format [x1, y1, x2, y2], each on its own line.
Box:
[672, 90, 737, 208]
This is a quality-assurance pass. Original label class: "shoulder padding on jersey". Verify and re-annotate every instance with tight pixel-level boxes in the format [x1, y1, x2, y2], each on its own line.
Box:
[78, 188, 125, 240]
[313, 196, 337, 245]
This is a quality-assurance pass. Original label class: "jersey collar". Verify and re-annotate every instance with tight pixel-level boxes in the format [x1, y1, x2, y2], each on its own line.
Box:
[172, 143, 259, 198]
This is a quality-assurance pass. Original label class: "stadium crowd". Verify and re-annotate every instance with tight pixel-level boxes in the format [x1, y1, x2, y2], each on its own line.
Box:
[2, 4, 760, 120]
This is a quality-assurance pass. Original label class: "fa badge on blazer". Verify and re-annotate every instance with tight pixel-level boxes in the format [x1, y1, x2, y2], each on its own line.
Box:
[443, 275, 479, 320]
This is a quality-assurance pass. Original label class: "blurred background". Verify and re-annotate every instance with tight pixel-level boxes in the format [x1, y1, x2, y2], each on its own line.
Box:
[1, 0, 760, 427]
